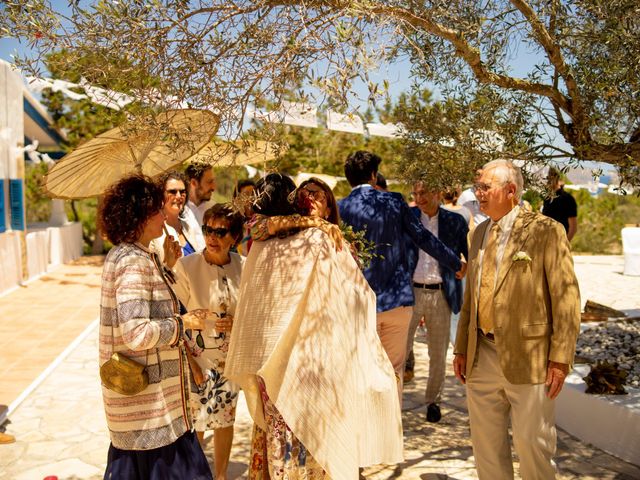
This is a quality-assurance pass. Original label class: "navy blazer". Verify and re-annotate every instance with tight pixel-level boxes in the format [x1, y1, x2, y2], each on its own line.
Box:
[408, 206, 469, 314]
[338, 186, 462, 312]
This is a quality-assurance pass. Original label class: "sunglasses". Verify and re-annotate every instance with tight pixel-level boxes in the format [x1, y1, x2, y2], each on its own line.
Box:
[202, 225, 230, 238]
[166, 188, 186, 196]
[186, 329, 224, 347]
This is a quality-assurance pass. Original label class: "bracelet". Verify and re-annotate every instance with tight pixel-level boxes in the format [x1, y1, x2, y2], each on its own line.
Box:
[172, 315, 184, 347]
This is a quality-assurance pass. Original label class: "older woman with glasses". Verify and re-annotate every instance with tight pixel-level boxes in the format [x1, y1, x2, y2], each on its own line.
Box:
[151, 170, 206, 268]
[173, 203, 245, 480]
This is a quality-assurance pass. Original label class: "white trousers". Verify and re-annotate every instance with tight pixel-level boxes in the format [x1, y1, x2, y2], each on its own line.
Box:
[466, 336, 557, 480]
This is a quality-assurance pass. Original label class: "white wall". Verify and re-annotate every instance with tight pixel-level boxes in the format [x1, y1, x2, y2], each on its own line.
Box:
[0, 60, 26, 294]
[0, 61, 84, 295]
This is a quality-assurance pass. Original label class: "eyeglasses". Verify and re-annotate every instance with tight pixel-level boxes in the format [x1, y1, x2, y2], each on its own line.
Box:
[473, 182, 503, 193]
[165, 188, 186, 196]
[202, 225, 230, 238]
[300, 188, 326, 200]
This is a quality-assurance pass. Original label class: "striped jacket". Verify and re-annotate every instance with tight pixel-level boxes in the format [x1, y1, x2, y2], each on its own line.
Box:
[99, 242, 192, 450]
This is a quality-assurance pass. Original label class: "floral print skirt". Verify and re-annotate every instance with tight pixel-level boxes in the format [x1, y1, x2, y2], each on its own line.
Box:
[185, 329, 239, 431]
[249, 377, 327, 480]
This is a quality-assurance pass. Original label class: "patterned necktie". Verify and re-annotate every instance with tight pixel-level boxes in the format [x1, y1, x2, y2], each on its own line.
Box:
[478, 223, 500, 334]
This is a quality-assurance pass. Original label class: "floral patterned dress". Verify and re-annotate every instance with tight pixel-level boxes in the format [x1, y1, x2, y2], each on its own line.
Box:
[249, 378, 327, 480]
[173, 251, 243, 431]
[184, 307, 238, 430]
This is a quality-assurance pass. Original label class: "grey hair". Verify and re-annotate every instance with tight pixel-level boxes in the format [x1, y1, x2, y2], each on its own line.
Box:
[482, 159, 524, 199]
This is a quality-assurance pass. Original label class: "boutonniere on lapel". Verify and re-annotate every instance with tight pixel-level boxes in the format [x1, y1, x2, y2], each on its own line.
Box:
[512, 251, 532, 262]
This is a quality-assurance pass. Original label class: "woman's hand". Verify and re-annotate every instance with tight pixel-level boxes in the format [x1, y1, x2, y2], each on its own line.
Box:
[163, 227, 182, 268]
[215, 314, 234, 333]
[316, 220, 343, 251]
[182, 308, 208, 331]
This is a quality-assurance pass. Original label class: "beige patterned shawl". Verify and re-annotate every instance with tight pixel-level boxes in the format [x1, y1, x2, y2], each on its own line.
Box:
[225, 228, 403, 479]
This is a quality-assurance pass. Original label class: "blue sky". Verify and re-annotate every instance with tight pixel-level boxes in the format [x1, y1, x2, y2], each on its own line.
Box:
[1, 37, 30, 64]
[0, 3, 616, 173]
[0, 30, 542, 119]
[0, 0, 538, 105]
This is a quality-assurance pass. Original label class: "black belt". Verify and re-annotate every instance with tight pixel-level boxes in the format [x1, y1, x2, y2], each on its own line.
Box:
[413, 282, 443, 290]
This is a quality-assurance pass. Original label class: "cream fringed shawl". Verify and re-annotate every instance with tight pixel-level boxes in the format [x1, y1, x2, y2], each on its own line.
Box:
[224, 228, 403, 479]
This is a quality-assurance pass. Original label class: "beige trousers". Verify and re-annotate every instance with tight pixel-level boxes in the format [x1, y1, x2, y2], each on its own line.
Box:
[405, 288, 451, 404]
[376, 306, 412, 404]
[466, 336, 557, 480]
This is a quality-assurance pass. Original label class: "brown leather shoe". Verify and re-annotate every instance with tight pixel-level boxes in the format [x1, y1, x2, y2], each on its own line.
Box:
[403, 369, 414, 383]
[0, 432, 15, 444]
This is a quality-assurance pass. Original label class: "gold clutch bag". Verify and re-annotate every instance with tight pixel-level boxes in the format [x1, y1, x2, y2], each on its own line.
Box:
[100, 352, 149, 396]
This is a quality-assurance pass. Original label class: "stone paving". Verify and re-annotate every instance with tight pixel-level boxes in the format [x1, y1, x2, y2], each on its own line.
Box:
[0, 256, 103, 408]
[572, 255, 640, 316]
[1, 255, 639, 479]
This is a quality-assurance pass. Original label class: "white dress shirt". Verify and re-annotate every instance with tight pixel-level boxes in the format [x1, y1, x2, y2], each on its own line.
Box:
[412, 211, 443, 284]
[149, 208, 206, 263]
[187, 199, 216, 225]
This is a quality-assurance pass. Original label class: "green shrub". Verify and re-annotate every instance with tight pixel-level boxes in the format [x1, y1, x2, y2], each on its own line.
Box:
[24, 162, 52, 223]
[572, 190, 640, 254]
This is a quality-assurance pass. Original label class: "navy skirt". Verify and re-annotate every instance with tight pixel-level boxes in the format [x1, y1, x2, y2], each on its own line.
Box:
[104, 430, 212, 480]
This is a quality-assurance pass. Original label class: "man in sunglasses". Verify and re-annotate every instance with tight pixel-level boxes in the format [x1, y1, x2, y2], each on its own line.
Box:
[185, 162, 217, 225]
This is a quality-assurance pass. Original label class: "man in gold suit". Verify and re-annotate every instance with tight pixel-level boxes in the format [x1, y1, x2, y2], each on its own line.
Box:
[454, 160, 581, 479]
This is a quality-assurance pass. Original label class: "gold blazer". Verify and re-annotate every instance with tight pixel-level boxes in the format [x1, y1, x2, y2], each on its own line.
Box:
[454, 209, 581, 384]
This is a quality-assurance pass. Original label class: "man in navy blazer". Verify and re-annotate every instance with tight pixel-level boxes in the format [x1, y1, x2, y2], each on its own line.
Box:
[338, 151, 464, 401]
[405, 182, 468, 423]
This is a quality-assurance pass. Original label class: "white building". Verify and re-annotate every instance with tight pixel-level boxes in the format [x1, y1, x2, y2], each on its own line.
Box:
[0, 60, 82, 295]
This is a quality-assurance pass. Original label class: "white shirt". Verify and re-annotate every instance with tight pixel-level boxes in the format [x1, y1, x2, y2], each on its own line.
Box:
[457, 188, 488, 225]
[186, 199, 216, 225]
[173, 251, 244, 316]
[412, 211, 443, 284]
[442, 204, 472, 226]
